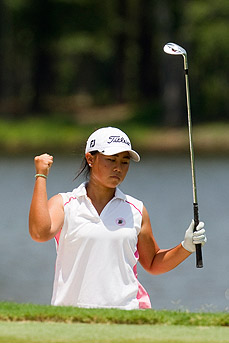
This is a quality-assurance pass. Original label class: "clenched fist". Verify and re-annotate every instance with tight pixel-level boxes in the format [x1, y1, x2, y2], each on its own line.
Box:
[34, 153, 53, 177]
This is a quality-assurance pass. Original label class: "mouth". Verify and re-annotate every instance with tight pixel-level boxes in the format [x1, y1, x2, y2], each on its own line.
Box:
[110, 175, 121, 181]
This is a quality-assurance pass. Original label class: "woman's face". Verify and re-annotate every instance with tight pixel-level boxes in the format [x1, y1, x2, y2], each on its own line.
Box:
[87, 151, 130, 188]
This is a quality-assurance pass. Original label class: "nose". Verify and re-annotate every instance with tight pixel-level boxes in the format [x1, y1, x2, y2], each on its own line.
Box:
[113, 161, 122, 172]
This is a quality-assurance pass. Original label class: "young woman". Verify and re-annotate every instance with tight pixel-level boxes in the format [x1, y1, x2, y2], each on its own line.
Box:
[29, 127, 206, 309]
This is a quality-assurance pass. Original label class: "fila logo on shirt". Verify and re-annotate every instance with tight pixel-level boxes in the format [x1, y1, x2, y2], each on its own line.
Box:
[116, 218, 126, 226]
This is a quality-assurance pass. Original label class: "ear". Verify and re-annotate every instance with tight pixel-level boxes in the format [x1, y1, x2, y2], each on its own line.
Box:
[85, 152, 95, 167]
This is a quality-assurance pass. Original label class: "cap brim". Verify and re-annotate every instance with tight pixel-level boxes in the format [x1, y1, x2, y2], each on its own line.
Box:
[99, 147, 140, 162]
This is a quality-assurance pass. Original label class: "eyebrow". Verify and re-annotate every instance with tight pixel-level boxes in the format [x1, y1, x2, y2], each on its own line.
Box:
[113, 154, 130, 159]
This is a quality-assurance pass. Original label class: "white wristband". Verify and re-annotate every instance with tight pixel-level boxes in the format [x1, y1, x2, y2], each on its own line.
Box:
[35, 174, 47, 179]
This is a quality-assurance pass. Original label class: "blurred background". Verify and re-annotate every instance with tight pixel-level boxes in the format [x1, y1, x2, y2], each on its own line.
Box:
[0, 0, 229, 311]
[0, 0, 228, 139]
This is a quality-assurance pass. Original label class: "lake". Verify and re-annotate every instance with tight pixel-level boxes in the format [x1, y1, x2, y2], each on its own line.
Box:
[0, 154, 228, 312]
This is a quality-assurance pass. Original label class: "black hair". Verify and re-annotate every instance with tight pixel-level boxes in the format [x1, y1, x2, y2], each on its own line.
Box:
[74, 151, 98, 181]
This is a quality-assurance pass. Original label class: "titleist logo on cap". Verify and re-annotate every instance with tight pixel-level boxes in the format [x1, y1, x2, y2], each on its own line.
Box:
[107, 135, 130, 146]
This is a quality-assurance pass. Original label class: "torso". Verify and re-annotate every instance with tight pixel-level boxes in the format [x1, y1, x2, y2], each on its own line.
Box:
[51, 182, 151, 309]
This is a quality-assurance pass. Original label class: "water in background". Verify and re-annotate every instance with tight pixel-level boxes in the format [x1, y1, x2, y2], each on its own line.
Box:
[0, 154, 229, 312]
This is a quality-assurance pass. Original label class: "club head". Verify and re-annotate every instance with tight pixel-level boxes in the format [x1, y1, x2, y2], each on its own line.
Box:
[163, 42, 188, 69]
[163, 42, 187, 56]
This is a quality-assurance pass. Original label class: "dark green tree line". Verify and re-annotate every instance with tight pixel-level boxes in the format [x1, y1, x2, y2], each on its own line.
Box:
[0, 0, 228, 125]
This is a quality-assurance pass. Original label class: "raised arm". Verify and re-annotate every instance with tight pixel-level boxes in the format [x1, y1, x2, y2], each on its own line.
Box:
[29, 154, 64, 242]
[137, 206, 206, 275]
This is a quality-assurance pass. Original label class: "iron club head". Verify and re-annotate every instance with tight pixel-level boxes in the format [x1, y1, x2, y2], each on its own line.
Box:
[163, 42, 188, 69]
[163, 42, 187, 56]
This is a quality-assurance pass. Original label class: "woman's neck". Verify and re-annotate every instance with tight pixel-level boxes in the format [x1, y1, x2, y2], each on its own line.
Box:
[86, 180, 116, 215]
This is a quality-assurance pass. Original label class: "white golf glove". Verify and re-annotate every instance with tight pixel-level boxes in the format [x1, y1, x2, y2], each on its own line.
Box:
[181, 220, 207, 253]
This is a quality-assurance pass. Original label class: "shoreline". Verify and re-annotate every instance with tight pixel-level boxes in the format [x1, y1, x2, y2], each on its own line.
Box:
[0, 118, 229, 156]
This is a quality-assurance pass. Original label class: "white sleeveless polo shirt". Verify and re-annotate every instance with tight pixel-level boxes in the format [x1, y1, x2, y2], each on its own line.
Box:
[51, 182, 151, 309]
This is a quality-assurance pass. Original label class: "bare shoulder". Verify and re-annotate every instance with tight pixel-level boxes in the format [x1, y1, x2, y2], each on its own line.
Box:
[48, 194, 64, 210]
[141, 205, 153, 234]
[47, 194, 65, 237]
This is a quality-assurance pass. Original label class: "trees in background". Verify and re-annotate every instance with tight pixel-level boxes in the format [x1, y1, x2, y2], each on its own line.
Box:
[0, 0, 228, 125]
[183, 0, 229, 122]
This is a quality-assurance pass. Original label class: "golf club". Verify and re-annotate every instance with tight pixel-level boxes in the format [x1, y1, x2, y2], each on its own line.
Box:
[163, 42, 203, 268]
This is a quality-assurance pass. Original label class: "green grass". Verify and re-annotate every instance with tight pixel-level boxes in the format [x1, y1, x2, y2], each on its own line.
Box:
[1, 322, 229, 343]
[1, 117, 229, 155]
[1, 303, 229, 343]
[0, 302, 229, 326]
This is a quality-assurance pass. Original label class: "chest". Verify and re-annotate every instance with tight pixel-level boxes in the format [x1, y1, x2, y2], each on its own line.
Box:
[64, 197, 140, 245]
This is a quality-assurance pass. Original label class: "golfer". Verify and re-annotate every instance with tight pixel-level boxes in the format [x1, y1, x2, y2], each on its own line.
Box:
[29, 127, 206, 309]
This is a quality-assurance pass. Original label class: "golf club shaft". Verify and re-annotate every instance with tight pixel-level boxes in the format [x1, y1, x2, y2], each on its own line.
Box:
[184, 69, 203, 268]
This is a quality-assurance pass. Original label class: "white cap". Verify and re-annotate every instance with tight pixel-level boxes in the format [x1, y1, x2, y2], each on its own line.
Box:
[85, 127, 140, 162]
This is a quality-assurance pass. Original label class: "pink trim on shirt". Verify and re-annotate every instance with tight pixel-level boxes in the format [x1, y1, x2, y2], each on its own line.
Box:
[54, 196, 77, 247]
[133, 250, 151, 309]
[64, 197, 77, 206]
[55, 229, 62, 246]
[125, 200, 142, 216]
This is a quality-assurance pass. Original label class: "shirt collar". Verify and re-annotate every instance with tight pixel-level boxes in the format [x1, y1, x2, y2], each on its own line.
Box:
[75, 182, 126, 201]
[74, 182, 88, 197]
[114, 187, 126, 200]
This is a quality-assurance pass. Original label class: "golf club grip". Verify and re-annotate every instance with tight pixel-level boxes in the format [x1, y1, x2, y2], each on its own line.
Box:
[193, 203, 203, 268]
